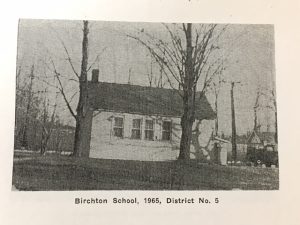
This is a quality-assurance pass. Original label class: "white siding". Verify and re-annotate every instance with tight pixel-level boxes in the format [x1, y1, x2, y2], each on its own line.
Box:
[90, 111, 214, 161]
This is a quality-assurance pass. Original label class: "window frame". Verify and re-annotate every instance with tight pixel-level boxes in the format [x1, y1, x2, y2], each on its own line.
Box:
[162, 120, 172, 141]
[144, 119, 154, 141]
[131, 118, 142, 139]
[113, 116, 124, 138]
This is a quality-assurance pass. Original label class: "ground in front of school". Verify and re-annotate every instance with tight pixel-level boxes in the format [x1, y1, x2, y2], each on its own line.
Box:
[12, 151, 279, 190]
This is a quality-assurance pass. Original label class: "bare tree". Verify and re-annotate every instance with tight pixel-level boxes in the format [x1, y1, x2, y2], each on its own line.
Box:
[129, 23, 225, 160]
[211, 72, 225, 137]
[16, 64, 22, 91]
[264, 88, 277, 143]
[46, 20, 97, 157]
[146, 54, 167, 88]
[253, 86, 277, 143]
[72, 20, 90, 157]
[20, 64, 35, 149]
[40, 91, 58, 155]
[15, 66, 55, 151]
[253, 88, 264, 132]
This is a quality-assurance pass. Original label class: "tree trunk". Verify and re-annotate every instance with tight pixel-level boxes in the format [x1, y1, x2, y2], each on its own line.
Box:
[215, 95, 219, 137]
[178, 23, 194, 161]
[21, 65, 34, 149]
[179, 92, 195, 160]
[73, 20, 89, 157]
[40, 132, 50, 155]
[73, 116, 84, 157]
[40, 127, 47, 155]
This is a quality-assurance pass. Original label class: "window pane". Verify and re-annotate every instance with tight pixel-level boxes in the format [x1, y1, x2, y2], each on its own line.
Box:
[162, 131, 171, 141]
[145, 120, 154, 130]
[132, 130, 141, 139]
[145, 130, 154, 140]
[114, 117, 123, 127]
[132, 119, 141, 129]
[162, 121, 171, 141]
[162, 121, 171, 131]
[114, 128, 123, 137]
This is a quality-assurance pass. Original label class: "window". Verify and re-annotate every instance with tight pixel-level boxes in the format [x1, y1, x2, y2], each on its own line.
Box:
[131, 119, 142, 139]
[162, 121, 172, 141]
[113, 117, 124, 138]
[145, 119, 154, 140]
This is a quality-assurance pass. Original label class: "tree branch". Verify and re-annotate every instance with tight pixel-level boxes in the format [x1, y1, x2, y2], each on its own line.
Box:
[49, 59, 77, 119]
[87, 47, 107, 72]
[54, 33, 80, 79]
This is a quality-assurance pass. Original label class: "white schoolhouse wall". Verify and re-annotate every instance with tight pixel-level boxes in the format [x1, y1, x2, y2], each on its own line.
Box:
[89, 111, 214, 161]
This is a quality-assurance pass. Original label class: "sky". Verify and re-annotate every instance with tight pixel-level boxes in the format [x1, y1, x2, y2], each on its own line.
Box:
[16, 19, 276, 135]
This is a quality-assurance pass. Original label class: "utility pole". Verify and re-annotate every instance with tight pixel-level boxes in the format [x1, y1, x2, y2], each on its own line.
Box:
[230, 81, 238, 162]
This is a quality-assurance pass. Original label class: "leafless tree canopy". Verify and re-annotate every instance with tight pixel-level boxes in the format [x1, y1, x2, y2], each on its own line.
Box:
[128, 23, 227, 160]
[129, 23, 226, 95]
[15, 20, 276, 161]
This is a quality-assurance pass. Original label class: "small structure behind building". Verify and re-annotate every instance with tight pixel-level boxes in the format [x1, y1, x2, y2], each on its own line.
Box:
[246, 130, 278, 167]
[212, 137, 230, 165]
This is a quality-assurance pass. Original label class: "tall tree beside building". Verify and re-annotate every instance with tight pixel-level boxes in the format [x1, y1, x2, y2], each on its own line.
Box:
[130, 23, 225, 160]
[49, 20, 101, 157]
[73, 20, 90, 157]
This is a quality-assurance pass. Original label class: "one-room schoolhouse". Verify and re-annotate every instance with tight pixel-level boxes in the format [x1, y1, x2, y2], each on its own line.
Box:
[81, 69, 216, 161]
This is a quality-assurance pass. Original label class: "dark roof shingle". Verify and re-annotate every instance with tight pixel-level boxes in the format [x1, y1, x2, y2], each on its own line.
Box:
[88, 82, 215, 121]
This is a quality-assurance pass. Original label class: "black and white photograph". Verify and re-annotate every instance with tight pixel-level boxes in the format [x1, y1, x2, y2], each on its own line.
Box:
[12, 19, 279, 191]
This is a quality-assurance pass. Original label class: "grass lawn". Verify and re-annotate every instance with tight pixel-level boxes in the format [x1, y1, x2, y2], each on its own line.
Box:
[12, 153, 279, 190]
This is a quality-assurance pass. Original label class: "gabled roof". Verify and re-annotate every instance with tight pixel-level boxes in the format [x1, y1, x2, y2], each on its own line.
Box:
[88, 82, 215, 120]
[247, 130, 276, 144]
